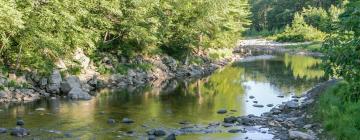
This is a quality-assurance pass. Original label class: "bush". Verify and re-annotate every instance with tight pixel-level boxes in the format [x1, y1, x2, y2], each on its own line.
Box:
[322, 0, 360, 100]
[316, 82, 360, 140]
[276, 13, 326, 42]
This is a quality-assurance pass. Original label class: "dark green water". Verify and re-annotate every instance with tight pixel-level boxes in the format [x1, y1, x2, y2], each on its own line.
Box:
[0, 53, 325, 140]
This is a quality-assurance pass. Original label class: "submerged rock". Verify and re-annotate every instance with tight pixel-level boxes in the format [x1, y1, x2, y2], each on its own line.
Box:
[147, 129, 166, 137]
[217, 109, 227, 114]
[121, 118, 134, 124]
[224, 116, 237, 123]
[10, 127, 29, 137]
[266, 104, 274, 107]
[107, 119, 116, 124]
[249, 96, 255, 99]
[0, 128, 7, 133]
[228, 129, 246, 133]
[253, 104, 264, 108]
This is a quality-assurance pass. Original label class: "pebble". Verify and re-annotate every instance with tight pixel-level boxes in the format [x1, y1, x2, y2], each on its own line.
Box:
[253, 101, 258, 103]
[228, 129, 246, 133]
[121, 118, 134, 123]
[266, 104, 274, 107]
[107, 119, 116, 124]
[277, 95, 285, 98]
[253, 104, 264, 108]
[249, 96, 255, 99]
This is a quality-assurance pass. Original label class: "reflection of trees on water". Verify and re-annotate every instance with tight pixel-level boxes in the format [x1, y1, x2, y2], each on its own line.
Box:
[233, 54, 326, 95]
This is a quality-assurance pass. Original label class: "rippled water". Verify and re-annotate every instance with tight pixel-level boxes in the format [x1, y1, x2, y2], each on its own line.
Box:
[0, 53, 325, 140]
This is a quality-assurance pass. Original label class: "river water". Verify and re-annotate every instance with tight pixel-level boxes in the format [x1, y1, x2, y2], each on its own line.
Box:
[0, 53, 325, 140]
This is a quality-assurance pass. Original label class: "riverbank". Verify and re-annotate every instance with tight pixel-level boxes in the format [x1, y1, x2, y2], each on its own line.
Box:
[0, 48, 243, 104]
[235, 39, 323, 57]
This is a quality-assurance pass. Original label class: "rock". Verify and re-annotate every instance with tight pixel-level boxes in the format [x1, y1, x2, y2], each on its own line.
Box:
[266, 104, 274, 107]
[107, 119, 116, 124]
[54, 59, 67, 69]
[222, 123, 233, 127]
[64, 132, 72, 138]
[249, 96, 255, 99]
[285, 101, 299, 109]
[154, 130, 166, 136]
[224, 116, 237, 123]
[46, 70, 62, 94]
[148, 135, 156, 140]
[121, 118, 134, 124]
[60, 76, 81, 94]
[88, 75, 98, 87]
[68, 87, 91, 100]
[16, 120, 25, 126]
[165, 133, 176, 140]
[228, 129, 246, 133]
[73, 48, 90, 68]
[253, 101, 258, 103]
[253, 104, 264, 108]
[277, 95, 285, 98]
[0, 128, 7, 133]
[10, 127, 29, 137]
[217, 109, 227, 114]
[147, 129, 166, 137]
[39, 78, 48, 89]
[289, 130, 315, 140]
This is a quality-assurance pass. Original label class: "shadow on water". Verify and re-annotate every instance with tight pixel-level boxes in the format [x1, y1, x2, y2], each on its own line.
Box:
[0, 53, 326, 139]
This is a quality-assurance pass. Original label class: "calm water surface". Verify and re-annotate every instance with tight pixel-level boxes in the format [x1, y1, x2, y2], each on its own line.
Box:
[0, 53, 325, 140]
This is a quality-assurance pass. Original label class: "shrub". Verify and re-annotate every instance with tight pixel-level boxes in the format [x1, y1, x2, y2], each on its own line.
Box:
[276, 13, 326, 42]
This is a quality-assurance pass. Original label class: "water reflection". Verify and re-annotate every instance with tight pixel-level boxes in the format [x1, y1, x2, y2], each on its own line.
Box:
[0, 53, 325, 139]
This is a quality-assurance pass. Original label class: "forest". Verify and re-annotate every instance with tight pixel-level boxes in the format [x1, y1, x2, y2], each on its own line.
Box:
[0, 0, 359, 139]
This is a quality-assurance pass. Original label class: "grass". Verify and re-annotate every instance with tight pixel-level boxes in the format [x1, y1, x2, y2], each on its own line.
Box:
[315, 81, 360, 140]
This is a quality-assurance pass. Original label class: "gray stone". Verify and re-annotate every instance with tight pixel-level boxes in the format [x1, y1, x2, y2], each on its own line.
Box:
[0, 128, 7, 133]
[224, 116, 237, 123]
[148, 135, 156, 140]
[267, 104, 274, 107]
[285, 101, 299, 109]
[253, 104, 264, 108]
[121, 118, 134, 123]
[228, 129, 246, 133]
[165, 133, 176, 140]
[46, 70, 62, 94]
[68, 87, 91, 100]
[249, 96, 255, 99]
[289, 130, 315, 140]
[217, 109, 227, 114]
[107, 119, 116, 124]
[10, 127, 29, 137]
[147, 129, 166, 137]
[61, 76, 81, 94]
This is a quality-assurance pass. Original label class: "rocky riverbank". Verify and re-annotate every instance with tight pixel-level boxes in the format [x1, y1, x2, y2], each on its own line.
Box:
[0, 47, 242, 104]
[235, 39, 323, 57]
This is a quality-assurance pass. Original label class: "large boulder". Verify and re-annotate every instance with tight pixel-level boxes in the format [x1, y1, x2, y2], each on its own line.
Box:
[288, 130, 315, 140]
[60, 76, 81, 94]
[68, 87, 91, 100]
[46, 70, 62, 94]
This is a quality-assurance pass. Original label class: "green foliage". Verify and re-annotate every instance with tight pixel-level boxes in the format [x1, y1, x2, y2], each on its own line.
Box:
[276, 13, 326, 42]
[249, 0, 343, 31]
[301, 7, 331, 32]
[0, 0, 250, 74]
[316, 82, 360, 140]
[323, 0, 360, 100]
[67, 65, 82, 76]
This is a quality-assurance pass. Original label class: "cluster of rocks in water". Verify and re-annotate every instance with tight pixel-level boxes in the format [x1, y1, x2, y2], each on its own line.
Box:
[0, 119, 30, 137]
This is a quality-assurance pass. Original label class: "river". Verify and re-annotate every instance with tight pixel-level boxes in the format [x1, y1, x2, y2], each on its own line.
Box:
[0, 53, 326, 140]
